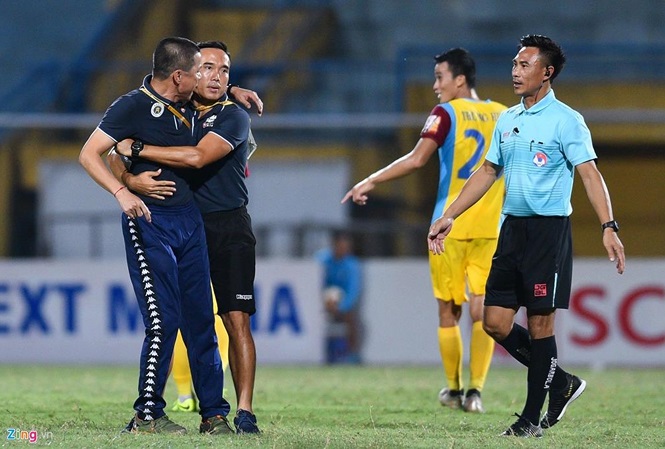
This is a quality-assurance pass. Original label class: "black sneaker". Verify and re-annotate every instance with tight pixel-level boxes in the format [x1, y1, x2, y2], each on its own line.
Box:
[234, 409, 261, 434]
[501, 413, 543, 438]
[540, 374, 586, 429]
[200, 414, 234, 434]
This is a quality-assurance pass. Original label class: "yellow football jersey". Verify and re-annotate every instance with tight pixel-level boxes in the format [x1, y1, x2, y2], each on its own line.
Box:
[421, 98, 506, 239]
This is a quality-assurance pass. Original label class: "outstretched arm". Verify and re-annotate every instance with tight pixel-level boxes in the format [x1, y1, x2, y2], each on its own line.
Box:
[428, 160, 501, 254]
[576, 160, 625, 274]
[341, 137, 438, 205]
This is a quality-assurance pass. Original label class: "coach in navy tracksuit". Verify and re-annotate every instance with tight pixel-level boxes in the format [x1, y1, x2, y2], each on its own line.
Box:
[79, 37, 230, 434]
[112, 41, 261, 435]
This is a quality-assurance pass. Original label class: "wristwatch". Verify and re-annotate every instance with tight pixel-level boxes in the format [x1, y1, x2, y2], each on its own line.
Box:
[131, 140, 144, 158]
[226, 83, 239, 98]
[601, 220, 619, 233]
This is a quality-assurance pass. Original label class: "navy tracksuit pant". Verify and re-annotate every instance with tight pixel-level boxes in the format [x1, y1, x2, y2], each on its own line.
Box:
[122, 201, 230, 420]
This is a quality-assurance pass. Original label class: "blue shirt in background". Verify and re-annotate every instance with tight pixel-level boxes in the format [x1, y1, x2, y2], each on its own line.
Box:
[316, 249, 362, 313]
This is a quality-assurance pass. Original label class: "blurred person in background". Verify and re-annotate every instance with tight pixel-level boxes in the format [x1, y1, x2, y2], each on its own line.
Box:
[79, 36, 232, 434]
[343, 48, 506, 412]
[112, 40, 262, 434]
[428, 34, 625, 437]
[316, 230, 363, 364]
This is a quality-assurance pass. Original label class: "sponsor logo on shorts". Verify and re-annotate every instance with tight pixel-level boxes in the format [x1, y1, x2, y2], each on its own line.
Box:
[236, 294, 253, 300]
[534, 283, 547, 297]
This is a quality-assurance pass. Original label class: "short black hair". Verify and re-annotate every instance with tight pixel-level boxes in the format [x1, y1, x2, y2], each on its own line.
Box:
[433, 48, 476, 89]
[152, 36, 200, 80]
[519, 34, 566, 83]
[197, 40, 230, 58]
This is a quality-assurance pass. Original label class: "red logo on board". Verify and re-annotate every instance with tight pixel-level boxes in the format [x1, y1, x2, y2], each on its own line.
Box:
[534, 284, 548, 297]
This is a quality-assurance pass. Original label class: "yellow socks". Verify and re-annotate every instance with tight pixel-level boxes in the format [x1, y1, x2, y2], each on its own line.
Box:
[468, 320, 495, 391]
[438, 326, 463, 391]
[171, 331, 193, 398]
[214, 314, 230, 371]
[171, 315, 230, 401]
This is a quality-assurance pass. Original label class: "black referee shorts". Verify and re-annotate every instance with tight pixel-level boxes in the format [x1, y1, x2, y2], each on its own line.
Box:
[485, 215, 573, 311]
[203, 206, 257, 315]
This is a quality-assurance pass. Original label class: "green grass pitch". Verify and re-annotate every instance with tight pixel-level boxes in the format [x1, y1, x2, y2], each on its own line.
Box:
[2, 364, 664, 448]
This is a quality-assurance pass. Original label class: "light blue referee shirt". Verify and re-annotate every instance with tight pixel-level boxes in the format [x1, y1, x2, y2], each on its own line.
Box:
[486, 90, 597, 217]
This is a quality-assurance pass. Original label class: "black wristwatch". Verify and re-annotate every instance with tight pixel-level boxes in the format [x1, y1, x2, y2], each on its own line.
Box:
[131, 140, 144, 158]
[601, 220, 619, 233]
[226, 84, 239, 98]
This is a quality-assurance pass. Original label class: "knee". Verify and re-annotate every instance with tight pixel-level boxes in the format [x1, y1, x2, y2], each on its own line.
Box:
[468, 295, 484, 322]
[437, 300, 460, 327]
[482, 319, 509, 341]
[482, 321, 499, 340]
[222, 311, 251, 336]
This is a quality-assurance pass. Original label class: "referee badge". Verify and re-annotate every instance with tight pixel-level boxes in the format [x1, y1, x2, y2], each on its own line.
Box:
[151, 102, 164, 117]
[533, 152, 548, 167]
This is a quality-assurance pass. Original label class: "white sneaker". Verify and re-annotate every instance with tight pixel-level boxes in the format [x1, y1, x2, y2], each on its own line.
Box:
[462, 390, 485, 413]
[438, 388, 463, 409]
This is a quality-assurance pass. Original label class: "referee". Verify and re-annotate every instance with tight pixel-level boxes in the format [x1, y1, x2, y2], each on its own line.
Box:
[428, 34, 625, 438]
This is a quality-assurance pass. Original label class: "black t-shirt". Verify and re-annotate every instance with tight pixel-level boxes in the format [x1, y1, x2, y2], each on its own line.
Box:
[190, 97, 251, 213]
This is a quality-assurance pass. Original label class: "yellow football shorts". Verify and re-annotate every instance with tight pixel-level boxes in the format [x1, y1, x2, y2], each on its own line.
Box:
[429, 237, 498, 305]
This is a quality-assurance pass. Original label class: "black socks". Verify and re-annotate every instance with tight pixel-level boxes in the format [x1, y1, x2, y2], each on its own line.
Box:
[497, 324, 570, 424]
[522, 335, 557, 424]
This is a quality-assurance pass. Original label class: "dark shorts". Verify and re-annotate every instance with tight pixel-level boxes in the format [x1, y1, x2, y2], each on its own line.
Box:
[203, 206, 257, 315]
[485, 215, 572, 311]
